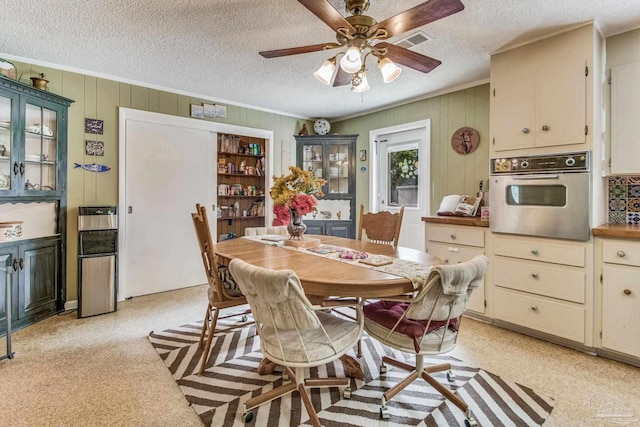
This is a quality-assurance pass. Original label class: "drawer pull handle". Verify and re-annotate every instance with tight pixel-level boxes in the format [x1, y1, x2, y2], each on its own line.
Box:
[624, 289, 632, 296]
[448, 247, 459, 253]
[617, 250, 626, 258]
[443, 259, 449, 264]
[541, 125, 550, 131]
[530, 305, 538, 312]
[531, 273, 539, 279]
[522, 127, 530, 134]
[531, 249, 539, 256]
[450, 234, 456, 240]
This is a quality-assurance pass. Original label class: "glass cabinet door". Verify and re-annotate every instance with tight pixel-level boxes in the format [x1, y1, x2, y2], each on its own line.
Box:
[327, 143, 350, 195]
[301, 143, 323, 180]
[0, 94, 14, 193]
[24, 103, 58, 193]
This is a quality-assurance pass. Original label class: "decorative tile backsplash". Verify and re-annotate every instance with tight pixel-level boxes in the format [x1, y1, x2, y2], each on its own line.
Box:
[608, 176, 640, 225]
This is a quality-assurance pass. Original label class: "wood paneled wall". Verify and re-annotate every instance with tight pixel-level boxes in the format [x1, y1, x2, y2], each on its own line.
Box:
[10, 60, 310, 301]
[331, 84, 490, 216]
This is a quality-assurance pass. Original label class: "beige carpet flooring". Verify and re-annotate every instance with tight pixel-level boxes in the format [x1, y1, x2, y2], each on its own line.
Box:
[1, 284, 638, 426]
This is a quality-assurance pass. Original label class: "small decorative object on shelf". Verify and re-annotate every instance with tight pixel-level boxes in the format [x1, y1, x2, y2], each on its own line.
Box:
[298, 123, 309, 136]
[270, 166, 326, 240]
[30, 73, 49, 90]
[313, 119, 330, 135]
[0, 58, 17, 79]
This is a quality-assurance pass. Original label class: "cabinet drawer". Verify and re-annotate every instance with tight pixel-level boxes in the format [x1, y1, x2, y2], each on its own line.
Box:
[601, 264, 640, 357]
[603, 240, 640, 267]
[493, 235, 585, 267]
[427, 242, 484, 265]
[494, 287, 585, 343]
[427, 225, 484, 247]
[494, 257, 585, 303]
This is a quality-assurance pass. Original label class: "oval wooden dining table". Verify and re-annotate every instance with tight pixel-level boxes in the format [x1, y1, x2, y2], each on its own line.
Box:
[214, 235, 442, 379]
[214, 235, 441, 298]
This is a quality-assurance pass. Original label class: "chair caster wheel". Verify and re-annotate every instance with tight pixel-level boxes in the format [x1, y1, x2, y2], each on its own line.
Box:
[380, 406, 390, 419]
[447, 370, 456, 382]
[242, 315, 248, 322]
[343, 387, 352, 399]
[379, 363, 387, 375]
[464, 410, 478, 427]
[243, 412, 254, 423]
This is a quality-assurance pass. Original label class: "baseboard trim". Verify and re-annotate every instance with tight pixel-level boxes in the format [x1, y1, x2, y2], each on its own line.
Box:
[596, 348, 640, 368]
[65, 300, 78, 311]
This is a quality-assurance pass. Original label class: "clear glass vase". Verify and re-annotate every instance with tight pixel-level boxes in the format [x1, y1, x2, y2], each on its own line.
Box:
[287, 209, 307, 240]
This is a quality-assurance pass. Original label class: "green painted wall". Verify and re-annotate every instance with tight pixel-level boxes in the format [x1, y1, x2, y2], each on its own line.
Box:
[331, 84, 490, 216]
[10, 60, 311, 302]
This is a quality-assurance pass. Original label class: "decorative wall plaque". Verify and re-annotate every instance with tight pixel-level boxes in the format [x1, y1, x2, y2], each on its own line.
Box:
[451, 127, 479, 155]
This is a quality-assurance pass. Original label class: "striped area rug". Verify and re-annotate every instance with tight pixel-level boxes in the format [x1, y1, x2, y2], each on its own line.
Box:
[148, 316, 554, 426]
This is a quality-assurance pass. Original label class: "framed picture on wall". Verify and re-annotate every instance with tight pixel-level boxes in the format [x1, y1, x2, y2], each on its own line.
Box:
[190, 104, 204, 118]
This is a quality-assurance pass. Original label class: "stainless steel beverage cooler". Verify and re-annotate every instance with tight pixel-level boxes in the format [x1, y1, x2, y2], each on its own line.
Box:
[78, 206, 118, 318]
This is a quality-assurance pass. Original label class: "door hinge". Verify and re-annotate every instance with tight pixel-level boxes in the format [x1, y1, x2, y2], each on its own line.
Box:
[493, 88, 496, 97]
[600, 273, 603, 284]
[599, 330, 602, 339]
[492, 137, 495, 146]
[585, 125, 589, 136]
[585, 66, 589, 76]
[608, 158, 612, 168]
[484, 300, 487, 308]
[608, 76, 612, 85]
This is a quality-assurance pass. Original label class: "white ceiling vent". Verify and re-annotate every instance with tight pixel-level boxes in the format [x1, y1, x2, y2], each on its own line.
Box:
[394, 30, 432, 49]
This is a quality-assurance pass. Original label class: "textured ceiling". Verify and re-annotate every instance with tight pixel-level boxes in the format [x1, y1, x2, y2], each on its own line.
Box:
[1, 0, 639, 120]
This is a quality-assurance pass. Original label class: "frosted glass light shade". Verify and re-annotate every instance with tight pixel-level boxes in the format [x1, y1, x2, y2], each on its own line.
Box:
[340, 46, 362, 73]
[351, 72, 370, 93]
[314, 58, 336, 85]
[379, 57, 402, 83]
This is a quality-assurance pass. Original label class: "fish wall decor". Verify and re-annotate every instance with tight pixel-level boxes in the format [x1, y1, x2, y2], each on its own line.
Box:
[74, 163, 110, 173]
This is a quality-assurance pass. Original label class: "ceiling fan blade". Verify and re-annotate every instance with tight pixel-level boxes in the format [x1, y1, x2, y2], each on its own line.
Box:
[368, 0, 464, 38]
[259, 43, 334, 58]
[377, 42, 441, 73]
[298, 0, 355, 33]
[332, 67, 352, 87]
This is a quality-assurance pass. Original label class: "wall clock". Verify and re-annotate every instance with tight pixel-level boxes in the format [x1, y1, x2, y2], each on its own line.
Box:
[451, 127, 479, 155]
[314, 119, 331, 135]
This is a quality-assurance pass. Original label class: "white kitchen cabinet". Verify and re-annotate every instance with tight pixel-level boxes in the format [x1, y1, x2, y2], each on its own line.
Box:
[492, 61, 586, 152]
[491, 233, 592, 345]
[600, 239, 640, 358]
[610, 61, 640, 174]
[425, 223, 487, 314]
[490, 24, 597, 157]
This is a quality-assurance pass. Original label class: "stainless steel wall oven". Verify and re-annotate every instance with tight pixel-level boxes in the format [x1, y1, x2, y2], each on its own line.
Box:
[489, 151, 591, 241]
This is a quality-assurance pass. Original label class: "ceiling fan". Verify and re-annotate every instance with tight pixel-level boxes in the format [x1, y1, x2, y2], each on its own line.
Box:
[259, 0, 465, 92]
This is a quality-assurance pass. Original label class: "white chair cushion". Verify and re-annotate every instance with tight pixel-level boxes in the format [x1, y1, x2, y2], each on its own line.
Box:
[260, 311, 361, 364]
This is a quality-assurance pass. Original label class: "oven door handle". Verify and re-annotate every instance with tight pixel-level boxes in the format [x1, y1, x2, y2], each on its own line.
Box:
[512, 174, 560, 180]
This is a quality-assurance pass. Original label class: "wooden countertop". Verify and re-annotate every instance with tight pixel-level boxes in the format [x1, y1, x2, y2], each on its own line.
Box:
[592, 223, 640, 240]
[421, 216, 489, 227]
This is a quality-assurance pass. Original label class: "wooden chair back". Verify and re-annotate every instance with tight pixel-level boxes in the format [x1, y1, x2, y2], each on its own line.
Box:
[191, 203, 245, 304]
[357, 204, 405, 246]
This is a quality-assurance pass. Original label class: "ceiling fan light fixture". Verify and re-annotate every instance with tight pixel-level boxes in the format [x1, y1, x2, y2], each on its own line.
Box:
[340, 45, 363, 73]
[314, 57, 337, 85]
[378, 57, 402, 83]
[351, 70, 370, 93]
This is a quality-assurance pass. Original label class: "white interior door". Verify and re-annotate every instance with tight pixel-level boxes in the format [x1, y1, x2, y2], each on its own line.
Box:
[372, 122, 430, 251]
[122, 119, 215, 298]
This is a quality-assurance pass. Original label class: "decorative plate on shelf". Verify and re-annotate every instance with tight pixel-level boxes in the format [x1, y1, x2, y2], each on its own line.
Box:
[313, 119, 330, 135]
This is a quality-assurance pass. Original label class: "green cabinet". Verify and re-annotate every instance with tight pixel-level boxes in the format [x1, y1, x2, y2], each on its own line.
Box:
[295, 134, 357, 238]
[0, 76, 72, 334]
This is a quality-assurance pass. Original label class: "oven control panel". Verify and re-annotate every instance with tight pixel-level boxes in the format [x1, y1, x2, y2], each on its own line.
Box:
[491, 151, 589, 174]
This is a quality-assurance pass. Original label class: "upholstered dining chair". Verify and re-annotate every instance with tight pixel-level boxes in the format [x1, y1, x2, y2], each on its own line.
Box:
[357, 204, 405, 246]
[228, 258, 364, 427]
[363, 255, 489, 426]
[191, 203, 252, 375]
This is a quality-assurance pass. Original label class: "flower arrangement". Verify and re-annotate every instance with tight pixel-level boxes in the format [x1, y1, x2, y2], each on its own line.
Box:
[270, 166, 326, 223]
